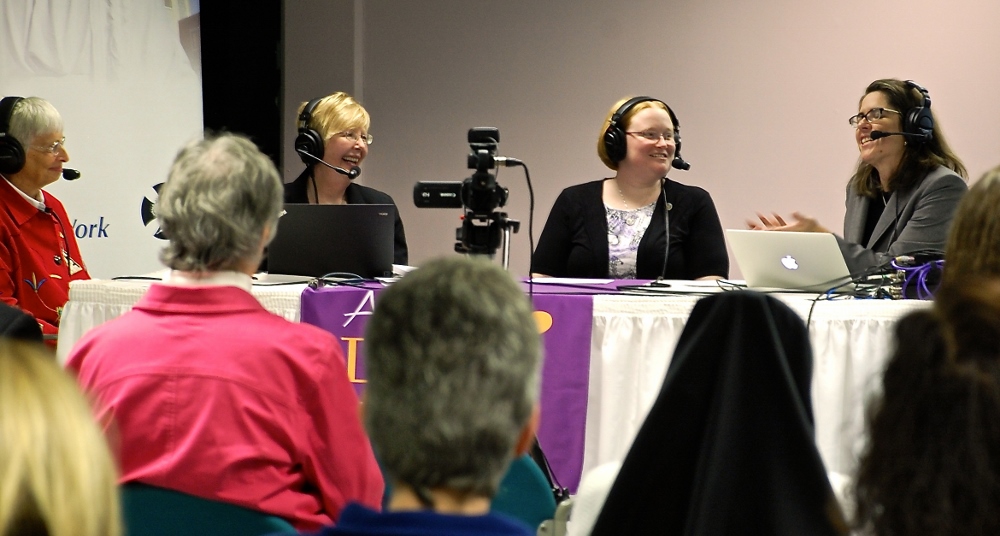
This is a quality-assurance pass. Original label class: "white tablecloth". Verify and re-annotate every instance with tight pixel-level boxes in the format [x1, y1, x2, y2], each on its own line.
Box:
[56, 279, 930, 478]
[56, 278, 308, 364]
[585, 293, 930, 478]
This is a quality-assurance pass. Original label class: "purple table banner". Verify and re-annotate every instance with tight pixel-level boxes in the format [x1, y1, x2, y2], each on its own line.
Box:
[298, 280, 610, 492]
[530, 292, 593, 492]
[300, 284, 378, 390]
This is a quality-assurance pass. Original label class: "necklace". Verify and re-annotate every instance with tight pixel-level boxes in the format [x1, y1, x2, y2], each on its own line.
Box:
[618, 186, 630, 210]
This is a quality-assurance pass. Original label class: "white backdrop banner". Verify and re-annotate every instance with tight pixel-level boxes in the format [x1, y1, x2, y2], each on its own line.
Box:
[1, 0, 203, 278]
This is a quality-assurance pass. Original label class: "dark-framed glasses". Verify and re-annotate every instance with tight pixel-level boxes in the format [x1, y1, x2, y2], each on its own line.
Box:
[848, 108, 901, 127]
[338, 130, 373, 145]
[626, 130, 675, 142]
[30, 136, 66, 155]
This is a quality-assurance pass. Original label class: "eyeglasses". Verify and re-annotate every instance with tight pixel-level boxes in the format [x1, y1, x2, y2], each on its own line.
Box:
[848, 108, 901, 127]
[337, 130, 373, 146]
[30, 136, 66, 155]
[626, 131, 675, 142]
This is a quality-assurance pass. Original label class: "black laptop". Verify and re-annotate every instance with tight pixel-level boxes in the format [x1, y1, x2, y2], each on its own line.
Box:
[267, 204, 395, 278]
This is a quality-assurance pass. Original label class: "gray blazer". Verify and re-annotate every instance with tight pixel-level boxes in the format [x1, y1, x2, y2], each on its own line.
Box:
[838, 165, 966, 275]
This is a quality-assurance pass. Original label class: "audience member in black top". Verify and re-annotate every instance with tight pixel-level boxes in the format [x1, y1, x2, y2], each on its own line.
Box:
[590, 292, 847, 536]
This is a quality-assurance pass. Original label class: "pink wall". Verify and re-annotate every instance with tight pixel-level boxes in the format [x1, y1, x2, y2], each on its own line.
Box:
[287, 0, 1000, 278]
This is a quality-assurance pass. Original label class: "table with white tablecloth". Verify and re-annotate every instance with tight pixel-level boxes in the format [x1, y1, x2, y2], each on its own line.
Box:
[583, 293, 929, 482]
[56, 278, 308, 364]
[55, 278, 930, 489]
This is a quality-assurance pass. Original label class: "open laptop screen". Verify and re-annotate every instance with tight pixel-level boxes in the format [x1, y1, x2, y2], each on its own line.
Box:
[267, 204, 395, 279]
[726, 230, 853, 292]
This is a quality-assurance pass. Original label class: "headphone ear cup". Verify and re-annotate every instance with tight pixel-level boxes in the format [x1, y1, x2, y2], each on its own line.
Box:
[903, 81, 934, 142]
[906, 107, 934, 140]
[294, 128, 325, 165]
[603, 126, 627, 163]
[0, 136, 26, 175]
[0, 96, 26, 175]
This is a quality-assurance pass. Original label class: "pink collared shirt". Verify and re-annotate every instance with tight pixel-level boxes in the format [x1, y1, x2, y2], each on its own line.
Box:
[67, 283, 383, 530]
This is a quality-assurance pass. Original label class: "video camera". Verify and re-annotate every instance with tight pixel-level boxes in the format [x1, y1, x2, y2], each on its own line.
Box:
[414, 127, 520, 258]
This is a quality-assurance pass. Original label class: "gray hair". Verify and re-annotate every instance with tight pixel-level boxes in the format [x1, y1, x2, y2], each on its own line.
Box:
[7, 97, 63, 147]
[157, 133, 283, 272]
[364, 256, 542, 497]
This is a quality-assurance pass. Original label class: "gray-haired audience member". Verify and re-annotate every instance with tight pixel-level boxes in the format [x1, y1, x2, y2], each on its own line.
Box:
[156, 133, 283, 272]
[68, 133, 383, 531]
[305, 256, 543, 536]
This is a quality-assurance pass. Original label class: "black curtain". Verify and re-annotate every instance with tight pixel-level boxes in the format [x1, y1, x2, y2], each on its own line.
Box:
[199, 2, 283, 169]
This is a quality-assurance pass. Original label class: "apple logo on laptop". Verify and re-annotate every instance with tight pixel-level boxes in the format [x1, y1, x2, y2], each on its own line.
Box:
[780, 255, 799, 270]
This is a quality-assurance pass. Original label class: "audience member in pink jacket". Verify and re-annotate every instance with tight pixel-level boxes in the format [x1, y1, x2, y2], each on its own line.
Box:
[67, 134, 383, 531]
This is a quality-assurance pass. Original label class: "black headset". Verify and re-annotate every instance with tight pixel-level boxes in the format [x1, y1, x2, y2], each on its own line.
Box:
[294, 98, 326, 165]
[902, 80, 934, 142]
[602, 96, 690, 170]
[0, 96, 26, 175]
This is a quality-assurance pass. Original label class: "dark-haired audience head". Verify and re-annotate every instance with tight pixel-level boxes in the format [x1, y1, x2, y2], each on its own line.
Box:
[0, 302, 43, 342]
[854, 279, 1000, 536]
[363, 256, 542, 504]
[156, 133, 283, 273]
[0, 340, 121, 536]
[591, 291, 847, 536]
[943, 163, 1000, 287]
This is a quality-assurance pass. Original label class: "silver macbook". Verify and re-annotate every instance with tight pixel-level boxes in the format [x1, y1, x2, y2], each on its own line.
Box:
[726, 230, 854, 292]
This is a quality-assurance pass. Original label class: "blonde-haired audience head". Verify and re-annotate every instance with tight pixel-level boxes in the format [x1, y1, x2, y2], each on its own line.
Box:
[0, 341, 121, 536]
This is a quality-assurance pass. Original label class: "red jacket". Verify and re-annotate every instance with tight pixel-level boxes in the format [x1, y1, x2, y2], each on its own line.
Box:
[0, 178, 90, 337]
[67, 284, 384, 530]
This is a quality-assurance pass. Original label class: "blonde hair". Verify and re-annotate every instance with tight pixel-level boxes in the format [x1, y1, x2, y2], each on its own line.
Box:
[297, 91, 371, 141]
[0, 341, 122, 536]
[596, 96, 669, 170]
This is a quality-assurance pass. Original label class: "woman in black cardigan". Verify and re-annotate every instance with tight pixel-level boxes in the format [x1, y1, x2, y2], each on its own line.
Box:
[532, 96, 727, 280]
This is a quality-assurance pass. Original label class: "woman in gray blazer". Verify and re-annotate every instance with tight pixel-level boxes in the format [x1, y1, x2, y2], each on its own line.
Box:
[751, 79, 967, 275]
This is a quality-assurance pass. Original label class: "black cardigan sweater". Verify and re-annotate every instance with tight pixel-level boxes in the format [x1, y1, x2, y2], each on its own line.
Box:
[532, 179, 728, 279]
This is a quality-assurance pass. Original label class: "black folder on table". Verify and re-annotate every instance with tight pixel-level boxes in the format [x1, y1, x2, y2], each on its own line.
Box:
[267, 204, 395, 279]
